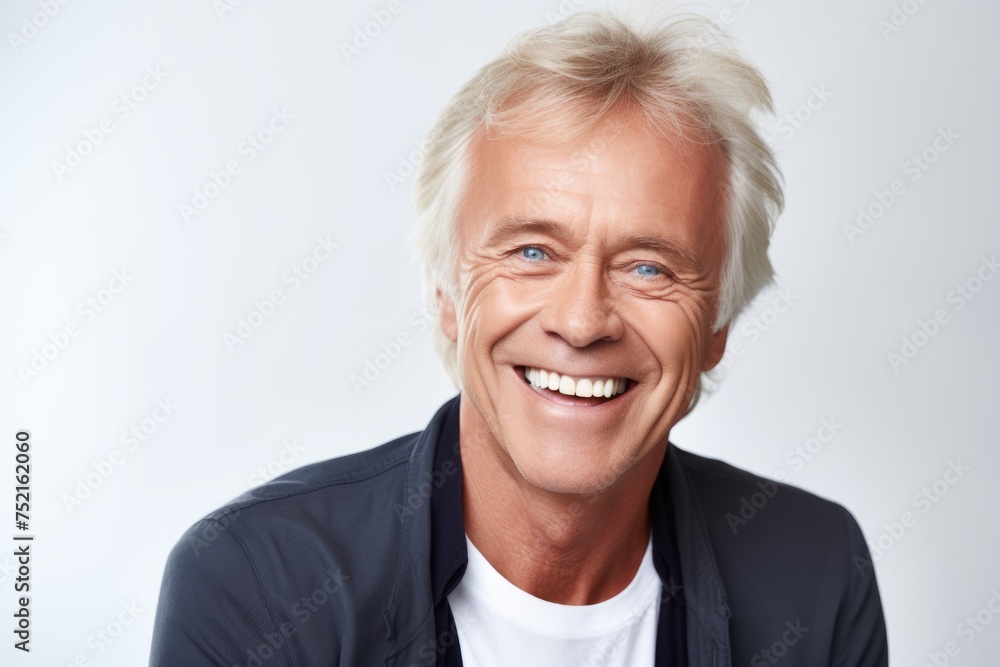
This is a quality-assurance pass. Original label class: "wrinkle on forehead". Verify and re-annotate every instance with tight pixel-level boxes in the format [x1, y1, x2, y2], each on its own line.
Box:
[459, 110, 730, 284]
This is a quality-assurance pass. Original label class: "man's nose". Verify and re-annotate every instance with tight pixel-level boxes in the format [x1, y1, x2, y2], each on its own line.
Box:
[538, 260, 624, 348]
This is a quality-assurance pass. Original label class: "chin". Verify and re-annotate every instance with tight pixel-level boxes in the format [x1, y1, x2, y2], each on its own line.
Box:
[505, 437, 630, 496]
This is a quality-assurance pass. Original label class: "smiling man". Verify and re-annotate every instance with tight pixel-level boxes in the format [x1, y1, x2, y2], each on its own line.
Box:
[151, 10, 888, 667]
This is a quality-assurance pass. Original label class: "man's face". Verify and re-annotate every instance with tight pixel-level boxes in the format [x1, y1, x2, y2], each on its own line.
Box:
[439, 109, 730, 495]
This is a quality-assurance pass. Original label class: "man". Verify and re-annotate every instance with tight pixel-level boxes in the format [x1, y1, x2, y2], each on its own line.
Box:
[151, 10, 888, 666]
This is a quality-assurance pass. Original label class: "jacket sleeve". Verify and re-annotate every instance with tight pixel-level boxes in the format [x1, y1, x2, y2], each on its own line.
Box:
[831, 505, 889, 667]
[149, 517, 291, 666]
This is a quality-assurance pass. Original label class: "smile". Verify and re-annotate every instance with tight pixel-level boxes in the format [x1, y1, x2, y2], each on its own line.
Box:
[519, 366, 630, 399]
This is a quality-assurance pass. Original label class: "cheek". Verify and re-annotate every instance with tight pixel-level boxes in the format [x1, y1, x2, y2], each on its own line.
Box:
[460, 272, 543, 345]
[628, 300, 709, 369]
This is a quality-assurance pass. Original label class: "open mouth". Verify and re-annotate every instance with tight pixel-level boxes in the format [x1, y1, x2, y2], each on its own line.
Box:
[515, 365, 633, 405]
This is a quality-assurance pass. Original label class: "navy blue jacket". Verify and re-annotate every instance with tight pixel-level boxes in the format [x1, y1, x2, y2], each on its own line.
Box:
[150, 394, 888, 666]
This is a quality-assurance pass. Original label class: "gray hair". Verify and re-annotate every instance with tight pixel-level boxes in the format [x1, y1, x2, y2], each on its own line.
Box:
[409, 9, 783, 414]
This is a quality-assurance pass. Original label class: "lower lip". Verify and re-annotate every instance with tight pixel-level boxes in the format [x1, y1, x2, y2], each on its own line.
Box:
[512, 366, 635, 412]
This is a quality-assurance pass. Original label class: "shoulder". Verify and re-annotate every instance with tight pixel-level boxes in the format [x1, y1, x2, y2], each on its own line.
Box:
[672, 444, 859, 544]
[671, 445, 887, 664]
[206, 430, 417, 522]
[183, 429, 422, 567]
[677, 450, 871, 605]
[151, 431, 424, 665]
[672, 445, 869, 582]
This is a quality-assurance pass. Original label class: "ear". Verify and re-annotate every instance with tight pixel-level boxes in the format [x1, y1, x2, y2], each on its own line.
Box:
[701, 322, 729, 372]
[436, 287, 458, 343]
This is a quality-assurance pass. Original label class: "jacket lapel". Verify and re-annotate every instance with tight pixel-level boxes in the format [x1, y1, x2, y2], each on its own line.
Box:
[381, 398, 454, 664]
[666, 443, 732, 667]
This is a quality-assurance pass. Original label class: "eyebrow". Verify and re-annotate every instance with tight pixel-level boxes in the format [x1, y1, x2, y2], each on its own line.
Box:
[481, 216, 702, 269]
[620, 232, 701, 269]
[481, 217, 568, 248]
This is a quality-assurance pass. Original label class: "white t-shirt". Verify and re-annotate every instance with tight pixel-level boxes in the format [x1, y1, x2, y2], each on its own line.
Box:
[447, 533, 661, 667]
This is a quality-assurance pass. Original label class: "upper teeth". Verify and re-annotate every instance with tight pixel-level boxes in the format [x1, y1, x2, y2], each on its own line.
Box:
[522, 366, 628, 398]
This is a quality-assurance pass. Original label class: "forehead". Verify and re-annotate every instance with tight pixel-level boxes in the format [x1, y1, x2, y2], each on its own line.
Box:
[459, 110, 729, 262]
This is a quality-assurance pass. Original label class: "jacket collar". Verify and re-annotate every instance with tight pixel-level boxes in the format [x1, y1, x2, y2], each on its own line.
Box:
[664, 441, 732, 666]
[381, 396, 454, 659]
[428, 392, 466, 604]
[383, 393, 731, 665]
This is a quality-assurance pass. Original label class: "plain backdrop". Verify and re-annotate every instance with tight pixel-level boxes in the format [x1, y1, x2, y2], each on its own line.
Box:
[2, 0, 998, 664]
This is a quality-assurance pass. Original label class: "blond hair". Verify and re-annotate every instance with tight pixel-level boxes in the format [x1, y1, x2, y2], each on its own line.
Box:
[410, 9, 783, 413]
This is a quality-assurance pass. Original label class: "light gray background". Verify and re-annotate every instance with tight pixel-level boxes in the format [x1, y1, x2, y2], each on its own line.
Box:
[2, 0, 998, 664]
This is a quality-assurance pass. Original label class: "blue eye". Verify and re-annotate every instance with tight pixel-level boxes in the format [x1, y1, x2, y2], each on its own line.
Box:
[635, 264, 661, 277]
[520, 246, 547, 262]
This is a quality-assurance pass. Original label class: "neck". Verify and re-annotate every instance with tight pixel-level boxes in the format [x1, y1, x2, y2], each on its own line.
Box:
[459, 396, 667, 605]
